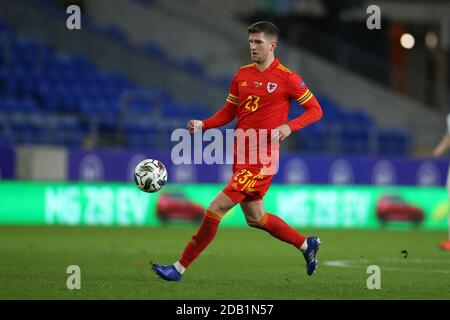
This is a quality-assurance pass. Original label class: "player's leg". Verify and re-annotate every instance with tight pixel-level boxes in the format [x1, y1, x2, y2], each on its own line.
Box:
[177, 191, 236, 268]
[152, 191, 237, 281]
[240, 200, 321, 276]
[240, 199, 306, 248]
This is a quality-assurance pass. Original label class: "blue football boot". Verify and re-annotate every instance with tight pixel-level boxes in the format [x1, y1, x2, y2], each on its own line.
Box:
[302, 237, 321, 276]
[151, 262, 182, 281]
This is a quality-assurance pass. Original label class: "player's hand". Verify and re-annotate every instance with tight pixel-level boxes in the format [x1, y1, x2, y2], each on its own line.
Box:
[271, 124, 292, 142]
[187, 120, 203, 133]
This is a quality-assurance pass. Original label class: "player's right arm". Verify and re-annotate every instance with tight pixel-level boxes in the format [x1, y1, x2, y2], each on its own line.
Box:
[187, 103, 237, 133]
[187, 75, 239, 133]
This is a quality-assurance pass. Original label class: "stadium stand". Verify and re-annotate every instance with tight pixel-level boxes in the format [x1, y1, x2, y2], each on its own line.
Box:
[0, 0, 414, 155]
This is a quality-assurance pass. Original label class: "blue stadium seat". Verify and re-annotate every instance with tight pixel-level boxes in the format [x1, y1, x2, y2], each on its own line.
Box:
[297, 122, 328, 154]
[377, 128, 411, 156]
[0, 136, 13, 147]
[207, 74, 233, 88]
[144, 41, 168, 62]
[0, 20, 10, 33]
[179, 57, 205, 77]
[338, 110, 374, 154]
[102, 26, 131, 46]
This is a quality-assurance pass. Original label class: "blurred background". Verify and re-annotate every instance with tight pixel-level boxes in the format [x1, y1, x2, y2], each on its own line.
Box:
[0, 0, 449, 230]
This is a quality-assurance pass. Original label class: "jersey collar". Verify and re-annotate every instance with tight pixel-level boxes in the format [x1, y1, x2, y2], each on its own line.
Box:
[255, 58, 280, 74]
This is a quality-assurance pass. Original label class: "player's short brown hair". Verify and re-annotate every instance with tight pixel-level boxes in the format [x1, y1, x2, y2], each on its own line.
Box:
[247, 21, 279, 40]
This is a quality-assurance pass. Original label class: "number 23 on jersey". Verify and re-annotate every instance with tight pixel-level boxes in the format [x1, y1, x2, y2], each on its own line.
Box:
[244, 95, 260, 112]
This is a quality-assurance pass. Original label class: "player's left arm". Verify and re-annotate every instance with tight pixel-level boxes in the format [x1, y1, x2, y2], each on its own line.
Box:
[287, 73, 323, 131]
[273, 73, 323, 141]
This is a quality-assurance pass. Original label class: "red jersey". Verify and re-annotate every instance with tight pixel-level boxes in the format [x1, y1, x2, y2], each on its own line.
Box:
[203, 58, 322, 172]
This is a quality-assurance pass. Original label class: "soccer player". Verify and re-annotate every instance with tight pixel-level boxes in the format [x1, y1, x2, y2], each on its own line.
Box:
[152, 21, 323, 281]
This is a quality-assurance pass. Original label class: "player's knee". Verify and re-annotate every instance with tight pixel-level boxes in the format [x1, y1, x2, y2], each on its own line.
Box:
[207, 203, 229, 216]
[207, 192, 235, 216]
[245, 216, 261, 228]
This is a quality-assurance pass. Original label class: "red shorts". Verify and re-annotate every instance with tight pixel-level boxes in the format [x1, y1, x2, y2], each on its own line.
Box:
[222, 167, 273, 204]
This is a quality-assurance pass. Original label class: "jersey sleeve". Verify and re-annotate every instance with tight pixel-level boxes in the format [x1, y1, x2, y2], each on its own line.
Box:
[202, 75, 239, 130]
[286, 72, 323, 131]
[287, 72, 313, 105]
[225, 75, 239, 106]
[202, 103, 237, 130]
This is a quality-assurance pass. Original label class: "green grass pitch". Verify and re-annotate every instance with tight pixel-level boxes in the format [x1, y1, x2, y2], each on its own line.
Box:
[0, 225, 449, 299]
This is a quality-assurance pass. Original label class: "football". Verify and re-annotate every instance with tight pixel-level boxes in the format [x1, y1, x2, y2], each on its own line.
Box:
[133, 159, 168, 193]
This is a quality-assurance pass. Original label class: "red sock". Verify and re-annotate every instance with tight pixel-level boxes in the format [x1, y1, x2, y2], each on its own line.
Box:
[254, 213, 305, 249]
[179, 210, 222, 268]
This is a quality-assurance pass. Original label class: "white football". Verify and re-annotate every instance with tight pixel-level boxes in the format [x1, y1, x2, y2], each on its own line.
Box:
[133, 159, 168, 193]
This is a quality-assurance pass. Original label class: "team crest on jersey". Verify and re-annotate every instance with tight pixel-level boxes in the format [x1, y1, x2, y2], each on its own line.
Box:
[267, 82, 277, 93]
